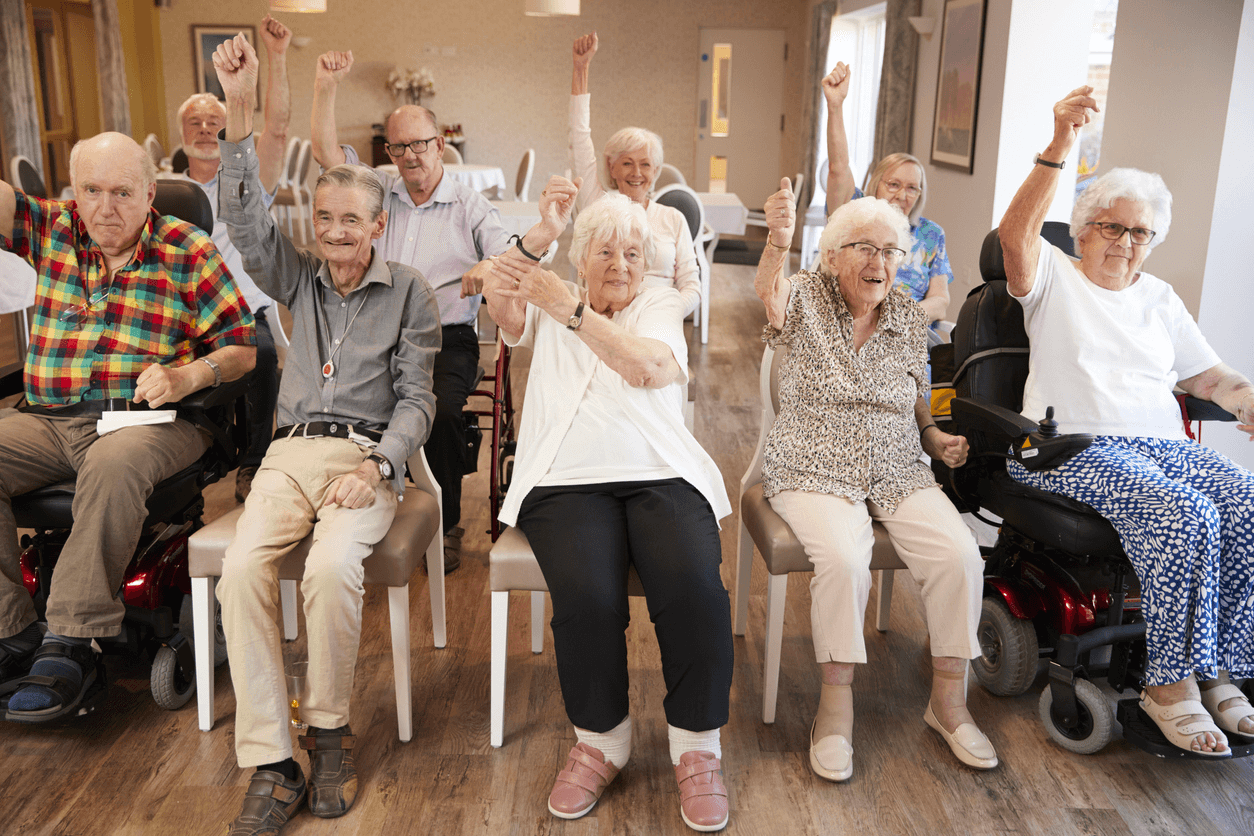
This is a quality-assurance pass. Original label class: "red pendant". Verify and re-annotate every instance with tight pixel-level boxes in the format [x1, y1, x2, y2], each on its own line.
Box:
[322, 361, 334, 379]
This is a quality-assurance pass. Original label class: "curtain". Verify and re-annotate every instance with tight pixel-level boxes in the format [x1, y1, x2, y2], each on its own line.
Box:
[92, 0, 131, 136]
[0, 0, 43, 175]
[872, 0, 922, 163]
[802, 0, 840, 211]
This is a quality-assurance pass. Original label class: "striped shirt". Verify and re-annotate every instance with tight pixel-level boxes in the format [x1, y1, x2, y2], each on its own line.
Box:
[2, 192, 255, 405]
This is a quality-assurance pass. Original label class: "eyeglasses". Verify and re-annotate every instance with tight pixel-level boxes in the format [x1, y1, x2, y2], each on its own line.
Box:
[1085, 221, 1156, 246]
[841, 241, 906, 265]
[384, 137, 439, 157]
[882, 179, 921, 198]
[59, 287, 115, 327]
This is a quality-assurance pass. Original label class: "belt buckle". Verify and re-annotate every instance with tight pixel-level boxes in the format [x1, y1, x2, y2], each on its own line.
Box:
[301, 423, 317, 439]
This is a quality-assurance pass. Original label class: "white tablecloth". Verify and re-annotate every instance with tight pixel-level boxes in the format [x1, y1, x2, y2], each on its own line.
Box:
[696, 192, 748, 236]
[446, 164, 507, 194]
[489, 200, 540, 237]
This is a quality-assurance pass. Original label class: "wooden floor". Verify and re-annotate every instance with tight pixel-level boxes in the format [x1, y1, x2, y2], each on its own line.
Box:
[3, 259, 1254, 836]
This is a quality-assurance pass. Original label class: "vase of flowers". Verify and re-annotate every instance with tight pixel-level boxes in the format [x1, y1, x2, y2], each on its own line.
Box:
[386, 66, 436, 106]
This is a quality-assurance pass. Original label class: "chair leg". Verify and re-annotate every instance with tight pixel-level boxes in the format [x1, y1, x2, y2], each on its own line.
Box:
[192, 576, 216, 732]
[388, 584, 413, 742]
[427, 522, 447, 649]
[875, 569, 894, 632]
[530, 591, 544, 654]
[699, 258, 711, 345]
[280, 579, 298, 641]
[733, 520, 754, 636]
[762, 572, 788, 724]
[490, 589, 509, 747]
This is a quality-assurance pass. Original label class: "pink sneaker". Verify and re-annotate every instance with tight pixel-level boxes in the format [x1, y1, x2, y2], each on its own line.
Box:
[674, 751, 729, 832]
[547, 742, 620, 819]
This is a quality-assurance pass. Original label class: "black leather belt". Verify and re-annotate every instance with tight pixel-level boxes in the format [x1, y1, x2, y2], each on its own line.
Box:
[274, 422, 383, 444]
[19, 398, 156, 417]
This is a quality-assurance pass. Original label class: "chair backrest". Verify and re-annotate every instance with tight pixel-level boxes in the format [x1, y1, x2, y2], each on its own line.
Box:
[442, 143, 463, 165]
[170, 147, 189, 175]
[280, 136, 301, 186]
[295, 139, 314, 190]
[653, 163, 686, 191]
[739, 344, 788, 491]
[10, 155, 46, 199]
[792, 171, 806, 211]
[154, 179, 214, 234]
[514, 148, 535, 202]
[652, 183, 705, 241]
[143, 133, 165, 166]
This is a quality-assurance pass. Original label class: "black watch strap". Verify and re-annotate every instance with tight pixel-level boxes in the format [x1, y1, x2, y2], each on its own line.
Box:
[1034, 154, 1065, 170]
[510, 234, 546, 262]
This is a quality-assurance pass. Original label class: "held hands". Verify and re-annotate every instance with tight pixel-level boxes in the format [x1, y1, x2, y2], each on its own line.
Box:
[259, 14, 292, 55]
[821, 62, 851, 109]
[323, 461, 383, 510]
[486, 251, 574, 319]
[211, 33, 260, 107]
[316, 50, 353, 86]
[928, 429, 970, 468]
[133, 363, 198, 408]
[573, 32, 598, 69]
[1051, 86, 1099, 154]
[537, 175, 582, 239]
[764, 177, 796, 249]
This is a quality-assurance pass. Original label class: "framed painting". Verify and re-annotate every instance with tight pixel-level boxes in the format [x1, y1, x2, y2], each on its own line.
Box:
[191, 25, 256, 101]
[929, 0, 988, 173]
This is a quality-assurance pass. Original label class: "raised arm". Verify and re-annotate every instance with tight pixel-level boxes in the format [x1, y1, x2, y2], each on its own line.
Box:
[214, 33, 258, 141]
[822, 63, 856, 214]
[999, 86, 1098, 297]
[1178, 362, 1254, 439]
[0, 179, 15, 241]
[310, 50, 353, 169]
[570, 33, 601, 210]
[571, 31, 597, 95]
[256, 14, 292, 192]
[755, 177, 795, 330]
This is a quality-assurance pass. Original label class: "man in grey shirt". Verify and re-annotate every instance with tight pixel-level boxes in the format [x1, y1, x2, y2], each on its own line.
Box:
[211, 35, 440, 835]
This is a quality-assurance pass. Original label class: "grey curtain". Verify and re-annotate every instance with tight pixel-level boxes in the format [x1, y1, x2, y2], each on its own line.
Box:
[0, 0, 43, 176]
[873, 0, 922, 164]
[92, 0, 131, 135]
[803, 1, 840, 211]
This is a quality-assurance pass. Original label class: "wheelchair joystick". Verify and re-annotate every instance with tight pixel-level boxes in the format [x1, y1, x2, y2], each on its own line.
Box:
[1038, 406, 1059, 438]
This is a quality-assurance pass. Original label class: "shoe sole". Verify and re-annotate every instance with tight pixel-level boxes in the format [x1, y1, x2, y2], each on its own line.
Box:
[680, 808, 729, 832]
[548, 799, 598, 820]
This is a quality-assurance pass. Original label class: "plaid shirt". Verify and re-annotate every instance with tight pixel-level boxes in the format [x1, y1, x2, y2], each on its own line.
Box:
[2, 192, 255, 405]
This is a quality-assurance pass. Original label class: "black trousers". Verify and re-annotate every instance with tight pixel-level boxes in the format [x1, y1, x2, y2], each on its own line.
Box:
[517, 478, 733, 733]
[424, 324, 480, 531]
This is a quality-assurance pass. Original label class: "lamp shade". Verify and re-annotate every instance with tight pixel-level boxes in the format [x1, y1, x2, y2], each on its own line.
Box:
[525, 0, 579, 16]
[270, 0, 327, 12]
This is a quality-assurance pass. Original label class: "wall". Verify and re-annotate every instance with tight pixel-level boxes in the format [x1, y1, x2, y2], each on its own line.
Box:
[155, 0, 810, 192]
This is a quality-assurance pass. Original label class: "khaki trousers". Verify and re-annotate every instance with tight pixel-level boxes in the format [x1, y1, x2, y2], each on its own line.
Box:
[770, 486, 982, 664]
[218, 436, 397, 768]
[0, 410, 208, 638]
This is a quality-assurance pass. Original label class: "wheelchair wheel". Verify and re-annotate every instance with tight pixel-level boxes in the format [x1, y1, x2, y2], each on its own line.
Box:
[972, 597, 1039, 697]
[151, 644, 195, 710]
[178, 593, 227, 667]
[1038, 677, 1114, 754]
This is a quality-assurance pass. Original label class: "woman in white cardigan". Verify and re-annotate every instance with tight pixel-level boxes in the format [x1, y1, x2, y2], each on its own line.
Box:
[569, 31, 701, 319]
[484, 192, 732, 833]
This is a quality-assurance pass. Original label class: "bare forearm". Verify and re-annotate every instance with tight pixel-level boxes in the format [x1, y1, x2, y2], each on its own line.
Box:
[576, 309, 681, 388]
[825, 103, 855, 214]
[206, 344, 256, 383]
[754, 243, 791, 330]
[999, 140, 1068, 293]
[311, 80, 347, 168]
[1181, 363, 1254, 418]
[572, 63, 589, 95]
[224, 92, 254, 144]
[919, 278, 950, 322]
[0, 179, 15, 240]
[257, 49, 291, 191]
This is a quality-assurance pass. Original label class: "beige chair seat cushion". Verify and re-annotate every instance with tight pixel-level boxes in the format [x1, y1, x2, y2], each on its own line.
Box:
[188, 490, 439, 587]
[490, 525, 646, 596]
[741, 482, 906, 575]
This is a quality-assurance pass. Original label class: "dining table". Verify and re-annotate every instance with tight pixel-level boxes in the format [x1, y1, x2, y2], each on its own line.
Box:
[445, 164, 507, 194]
[695, 192, 749, 236]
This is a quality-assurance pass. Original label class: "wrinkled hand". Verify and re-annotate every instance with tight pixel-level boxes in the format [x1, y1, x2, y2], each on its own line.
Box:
[764, 177, 795, 248]
[537, 175, 581, 238]
[316, 50, 353, 86]
[259, 14, 292, 55]
[573, 32, 598, 69]
[930, 429, 970, 468]
[212, 33, 260, 106]
[821, 62, 851, 108]
[1052, 85, 1099, 152]
[133, 363, 197, 408]
[323, 462, 382, 510]
[461, 258, 493, 298]
[487, 251, 575, 320]
[1238, 393, 1254, 440]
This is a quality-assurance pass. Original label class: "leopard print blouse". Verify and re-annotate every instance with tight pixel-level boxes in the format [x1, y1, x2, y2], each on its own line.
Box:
[762, 269, 936, 513]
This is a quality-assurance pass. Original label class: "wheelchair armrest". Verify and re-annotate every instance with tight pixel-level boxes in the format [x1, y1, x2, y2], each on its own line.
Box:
[0, 362, 23, 399]
[1182, 395, 1237, 423]
[951, 397, 1038, 441]
[177, 373, 251, 411]
[951, 397, 1094, 472]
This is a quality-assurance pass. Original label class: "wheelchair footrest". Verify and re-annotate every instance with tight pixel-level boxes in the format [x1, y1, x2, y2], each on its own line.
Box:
[1116, 698, 1254, 759]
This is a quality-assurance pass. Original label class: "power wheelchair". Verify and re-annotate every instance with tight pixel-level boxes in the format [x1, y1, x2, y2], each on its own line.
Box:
[3, 180, 250, 717]
[931, 222, 1254, 758]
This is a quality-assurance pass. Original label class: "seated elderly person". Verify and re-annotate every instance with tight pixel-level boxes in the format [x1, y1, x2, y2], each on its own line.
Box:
[568, 32, 700, 317]
[0, 133, 255, 721]
[1000, 87, 1254, 757]
[755, 179, 993, 781]
[484, 193, 733, 832]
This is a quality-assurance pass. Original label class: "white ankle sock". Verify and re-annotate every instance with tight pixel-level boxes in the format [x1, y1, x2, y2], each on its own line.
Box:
[574, 715, 633, 768]
[668, 725, 721, 765]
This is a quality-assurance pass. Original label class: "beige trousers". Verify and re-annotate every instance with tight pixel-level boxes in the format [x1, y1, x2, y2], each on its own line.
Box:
[769, 486, 982, 664]
[218, 436, 397, 767]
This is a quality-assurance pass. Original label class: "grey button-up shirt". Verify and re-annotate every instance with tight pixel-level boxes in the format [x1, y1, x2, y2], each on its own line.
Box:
[342, 144, 511, 327]
[217, 134, 441, 492]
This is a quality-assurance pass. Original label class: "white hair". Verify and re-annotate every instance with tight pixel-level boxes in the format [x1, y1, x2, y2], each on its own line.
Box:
[602, 126, 664, 192]
[1071, 167, 1173, 248]
[315, 165, 386, 219]
[568, 193, 656, 272]
[177, 93, 227, 129]
[817, 196, 912, 266]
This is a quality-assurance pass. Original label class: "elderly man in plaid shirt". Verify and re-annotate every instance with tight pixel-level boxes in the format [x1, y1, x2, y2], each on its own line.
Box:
[0, 133, 256, 722]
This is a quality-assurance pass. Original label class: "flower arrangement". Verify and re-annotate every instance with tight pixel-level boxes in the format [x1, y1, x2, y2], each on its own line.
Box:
[386, 66, 436, 105]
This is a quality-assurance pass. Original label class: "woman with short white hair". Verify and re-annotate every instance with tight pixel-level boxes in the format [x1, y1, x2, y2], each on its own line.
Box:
[484, 192, 733, 832]
[568, 32, 701, 318]
[755, 185, 994, 782]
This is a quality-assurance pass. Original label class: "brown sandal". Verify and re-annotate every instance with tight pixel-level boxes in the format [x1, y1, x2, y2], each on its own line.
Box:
[299, 727, 358, 818]
[547, 742, 620, 819]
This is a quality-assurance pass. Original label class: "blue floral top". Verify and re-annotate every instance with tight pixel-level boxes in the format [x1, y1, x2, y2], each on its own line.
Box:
[853, 188, 953, 304]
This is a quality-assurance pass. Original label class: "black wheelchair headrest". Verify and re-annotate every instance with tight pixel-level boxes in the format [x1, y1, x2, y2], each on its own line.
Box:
[154, 179, 213, 235]
[979, 221, 1075, 283]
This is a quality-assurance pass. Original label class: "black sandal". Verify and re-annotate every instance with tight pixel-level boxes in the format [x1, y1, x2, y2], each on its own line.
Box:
[5, 642, 102, 724]
[0, 639, 41, 711]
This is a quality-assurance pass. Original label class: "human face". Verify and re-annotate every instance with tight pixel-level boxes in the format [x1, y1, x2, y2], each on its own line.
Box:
[825, 219, 901, 315]
[73, 142, 155, 260]
[1076, 198, 1154, 289]
[386, 110, 444, 191]
[313, 184, 387, 282]
[181, 103, 225, 162]
[582, 232, 646, 315]
[608, 147, 655, 203]
[874, 161, 923, 217]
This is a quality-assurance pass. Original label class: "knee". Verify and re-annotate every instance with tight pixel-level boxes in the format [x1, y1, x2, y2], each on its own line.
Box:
[809, 543, 871, 585]
[550, 584, 628, 632]
[301, 549, 365, 597]
[219, 546, 274, 604]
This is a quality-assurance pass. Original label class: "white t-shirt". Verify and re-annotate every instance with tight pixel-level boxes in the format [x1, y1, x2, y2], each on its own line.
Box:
[498, 283, 730, 527]
[1012, 241, 1220, 440]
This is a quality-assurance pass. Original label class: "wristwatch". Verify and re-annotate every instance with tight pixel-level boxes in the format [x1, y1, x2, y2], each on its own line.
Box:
[567, 301, 585, 331]
[367, 452, 394, 480]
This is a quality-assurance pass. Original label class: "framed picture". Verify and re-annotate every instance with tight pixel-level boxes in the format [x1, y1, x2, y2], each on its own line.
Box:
[191, 25, 256, 101]
[929, 0, 988, 173]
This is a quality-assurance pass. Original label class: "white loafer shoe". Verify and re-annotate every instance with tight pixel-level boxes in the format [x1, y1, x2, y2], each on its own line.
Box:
[809, 720, 853, 782]
[924, 703, 998, 770]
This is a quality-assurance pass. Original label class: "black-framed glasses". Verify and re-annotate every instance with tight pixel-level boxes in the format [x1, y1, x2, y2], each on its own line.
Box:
[384, 137, 439, 157]
[841, 241, 907, 264]
[882, 179, 921, 198]
[1086, 221, 1156, 245]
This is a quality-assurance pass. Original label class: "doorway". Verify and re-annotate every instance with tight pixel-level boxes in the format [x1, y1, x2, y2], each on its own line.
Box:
[26, 0, 100, 195]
